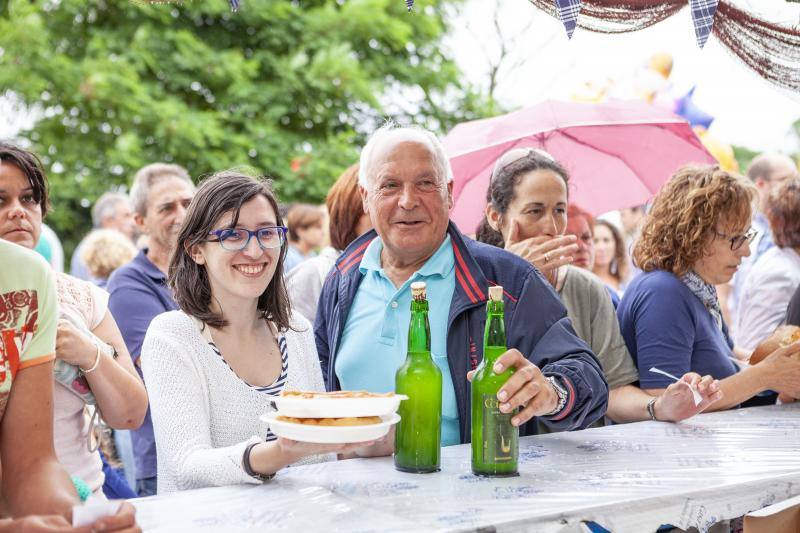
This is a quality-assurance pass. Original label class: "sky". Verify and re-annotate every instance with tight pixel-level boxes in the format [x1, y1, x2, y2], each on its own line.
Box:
[447, 0, 800, 153]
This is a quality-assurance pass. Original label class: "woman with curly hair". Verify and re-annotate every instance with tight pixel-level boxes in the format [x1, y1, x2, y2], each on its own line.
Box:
[618, 165, 800, 410]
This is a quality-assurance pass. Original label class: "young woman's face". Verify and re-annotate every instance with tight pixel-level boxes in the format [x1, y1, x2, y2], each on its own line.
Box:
[593, 224, 616, 269]
[496, 169, 568, 242]
[0, 161, 43, 250]
[192, 195, 282, 307]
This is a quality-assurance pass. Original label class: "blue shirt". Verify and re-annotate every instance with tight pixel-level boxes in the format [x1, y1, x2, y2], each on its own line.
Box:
[617, 270, 738, 389]
[107, 249, 179, 480]
[335, 235, 460, 446]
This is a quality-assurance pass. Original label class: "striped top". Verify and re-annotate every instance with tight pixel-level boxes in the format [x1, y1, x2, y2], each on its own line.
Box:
[208, 335, 289, 441]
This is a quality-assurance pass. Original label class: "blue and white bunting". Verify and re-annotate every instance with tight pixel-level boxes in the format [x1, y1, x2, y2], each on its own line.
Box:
[554, 0, 581, 39]
[689, 0, 718, 48]
[406, 0, 414, 12]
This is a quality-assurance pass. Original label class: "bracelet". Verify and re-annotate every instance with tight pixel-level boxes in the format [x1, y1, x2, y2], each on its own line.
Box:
[646, 397, 659, 421]
[243, 442, 275, 482]
[80, 343, 102, 374]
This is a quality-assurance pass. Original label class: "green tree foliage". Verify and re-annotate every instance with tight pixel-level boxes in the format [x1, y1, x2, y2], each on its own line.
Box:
[0, 0, 493, 255]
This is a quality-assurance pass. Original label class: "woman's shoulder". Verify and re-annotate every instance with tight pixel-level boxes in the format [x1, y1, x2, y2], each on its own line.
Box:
[148, 310, 199, 338]
[564, 265, 607, 293]
[628, 269, 686, 294]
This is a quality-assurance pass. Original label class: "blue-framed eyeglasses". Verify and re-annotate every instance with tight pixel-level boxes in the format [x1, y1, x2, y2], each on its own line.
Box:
[715, 226, 757, 251]
[207, 226, 288, 251]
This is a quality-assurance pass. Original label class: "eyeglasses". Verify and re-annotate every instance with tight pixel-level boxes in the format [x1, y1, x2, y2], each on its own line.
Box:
[207, 226, 287, 251]
[715, 227, 757, 251]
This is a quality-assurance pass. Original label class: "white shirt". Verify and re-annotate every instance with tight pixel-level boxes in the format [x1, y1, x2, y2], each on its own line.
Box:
[285, 246, 340, 323]
[141, 310, 331, 494]
[53, 273, 108, 495]
[734, 247, 800, 353]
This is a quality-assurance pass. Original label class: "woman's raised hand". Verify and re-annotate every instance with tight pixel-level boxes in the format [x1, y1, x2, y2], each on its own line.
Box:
[503, 219, 578, 274]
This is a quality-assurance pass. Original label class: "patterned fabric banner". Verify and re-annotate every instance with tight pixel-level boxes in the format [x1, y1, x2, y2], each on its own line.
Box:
[554, 0, 582, 39]
[689, 0, 719, 48]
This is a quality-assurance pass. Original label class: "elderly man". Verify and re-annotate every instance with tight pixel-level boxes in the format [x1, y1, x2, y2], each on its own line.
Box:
[316, 125, 608, 446]
[70, 191, 137, 281]
[107, 163, 195, 497]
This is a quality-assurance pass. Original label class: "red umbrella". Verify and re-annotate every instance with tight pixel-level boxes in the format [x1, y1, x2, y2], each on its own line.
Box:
[443, 99, 717, 234]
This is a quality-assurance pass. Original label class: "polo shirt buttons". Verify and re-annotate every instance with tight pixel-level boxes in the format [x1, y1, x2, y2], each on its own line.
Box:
[391, 301, 398, 309]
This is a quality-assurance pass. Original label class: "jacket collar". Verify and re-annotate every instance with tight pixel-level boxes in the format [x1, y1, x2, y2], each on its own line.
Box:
[335, 222, 489, 306]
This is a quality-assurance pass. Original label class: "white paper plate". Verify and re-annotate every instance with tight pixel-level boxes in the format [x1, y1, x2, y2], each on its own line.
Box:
[270, 394, 407, 418]
[260, 412, 400, 444]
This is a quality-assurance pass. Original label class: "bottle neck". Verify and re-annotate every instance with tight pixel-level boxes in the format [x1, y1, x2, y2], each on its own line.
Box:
[483, 299, 506, 362]
[407, 299, 431, 356]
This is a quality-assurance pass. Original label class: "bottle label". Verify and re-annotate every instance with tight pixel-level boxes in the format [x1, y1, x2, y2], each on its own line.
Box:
[481, 394, 516, 463]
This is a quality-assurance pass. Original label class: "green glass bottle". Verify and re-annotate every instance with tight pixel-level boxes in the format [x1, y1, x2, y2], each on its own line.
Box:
[394, 281, 442, 473]
[471, 285, 519, 477]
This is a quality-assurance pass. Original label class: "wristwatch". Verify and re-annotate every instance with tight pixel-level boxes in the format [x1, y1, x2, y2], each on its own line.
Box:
[543, 376, 569, 416]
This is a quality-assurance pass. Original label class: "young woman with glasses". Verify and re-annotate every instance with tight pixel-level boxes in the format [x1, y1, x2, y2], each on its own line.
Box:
[618, 165, 800, 411]
[140, 171, 372, 494]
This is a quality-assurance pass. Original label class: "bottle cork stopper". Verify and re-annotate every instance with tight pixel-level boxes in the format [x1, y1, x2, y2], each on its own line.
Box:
[488, 285, 503, 302]
[410, 281, 427, 300]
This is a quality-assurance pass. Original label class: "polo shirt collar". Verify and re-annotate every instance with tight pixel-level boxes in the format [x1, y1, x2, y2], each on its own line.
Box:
[359, 234, 454, 279]
[135, 248, 167, 281]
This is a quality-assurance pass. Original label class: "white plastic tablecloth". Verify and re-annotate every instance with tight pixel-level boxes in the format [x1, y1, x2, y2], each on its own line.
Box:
[132, 403, 800, 532]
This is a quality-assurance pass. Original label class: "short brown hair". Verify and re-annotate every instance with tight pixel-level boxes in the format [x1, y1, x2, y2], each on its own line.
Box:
[326, 164, 365, 251]
[634, 165, 757, 276]
[168, 170, 291, 330]
[81, 229, 138, 280]
[286, 203, 324, 243]
[767, 178, 800, 249]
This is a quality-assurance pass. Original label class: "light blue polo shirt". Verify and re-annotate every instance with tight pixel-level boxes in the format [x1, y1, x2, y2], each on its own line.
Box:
[335, 235, 460, 446]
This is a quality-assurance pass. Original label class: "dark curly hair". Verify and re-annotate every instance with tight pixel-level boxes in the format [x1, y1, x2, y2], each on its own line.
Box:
[767, 178, 800, 249]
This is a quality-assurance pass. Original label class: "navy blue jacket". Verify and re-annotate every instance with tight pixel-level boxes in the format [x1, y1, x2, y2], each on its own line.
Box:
[314, 223, 608, 442]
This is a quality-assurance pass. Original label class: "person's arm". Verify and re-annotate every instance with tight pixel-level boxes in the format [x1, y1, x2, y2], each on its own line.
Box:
[608, 373, 722, 423]
[55, 311, 148, 429]
[502, 271, 609, 432]
[645, 341, 800, 411]
[1, 362, 78, 519]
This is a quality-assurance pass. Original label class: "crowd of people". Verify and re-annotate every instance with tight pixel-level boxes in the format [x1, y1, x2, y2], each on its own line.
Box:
[1, 123, 799, 530]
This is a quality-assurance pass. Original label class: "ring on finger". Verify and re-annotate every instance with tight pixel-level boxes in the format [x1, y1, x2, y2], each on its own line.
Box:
[544, 252, 551, 264]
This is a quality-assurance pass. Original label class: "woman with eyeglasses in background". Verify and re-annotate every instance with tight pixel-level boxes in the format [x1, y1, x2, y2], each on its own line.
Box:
[618, 165, 800, 410]
[141, 171, 373, 494]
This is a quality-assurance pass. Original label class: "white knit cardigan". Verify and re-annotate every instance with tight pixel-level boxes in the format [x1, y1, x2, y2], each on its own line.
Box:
[141, 310, 330, 494]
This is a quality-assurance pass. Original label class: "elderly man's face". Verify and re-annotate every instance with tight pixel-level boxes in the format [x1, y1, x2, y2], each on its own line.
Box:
[362, 141, 452, 265]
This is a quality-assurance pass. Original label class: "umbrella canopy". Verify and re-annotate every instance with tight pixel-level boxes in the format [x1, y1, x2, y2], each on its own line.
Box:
[443, 99, 717, 234]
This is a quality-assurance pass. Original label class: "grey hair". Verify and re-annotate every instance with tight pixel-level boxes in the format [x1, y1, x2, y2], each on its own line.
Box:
[746, 153, 796, 183]
[358, 122, 453, 189]
[91, 192, 130, 228]
[130, 163, 193, 217]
